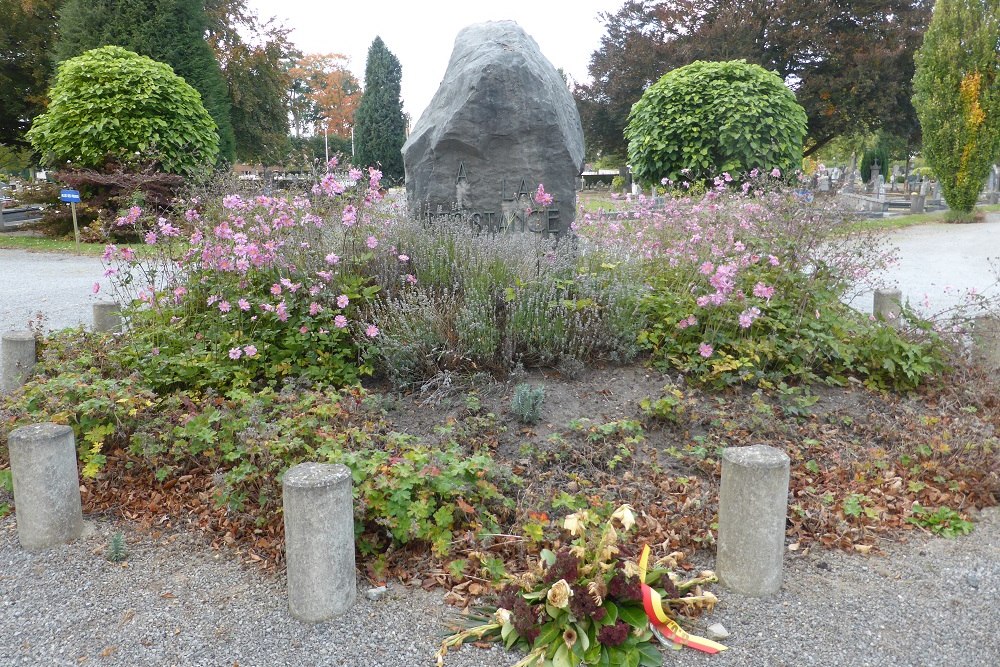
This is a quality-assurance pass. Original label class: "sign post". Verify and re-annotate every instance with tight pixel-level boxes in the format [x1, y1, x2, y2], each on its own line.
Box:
[59, 189, 81, 246]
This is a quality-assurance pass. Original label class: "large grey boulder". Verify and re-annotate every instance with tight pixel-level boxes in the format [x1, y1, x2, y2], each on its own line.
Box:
[402, 21, 585, 237]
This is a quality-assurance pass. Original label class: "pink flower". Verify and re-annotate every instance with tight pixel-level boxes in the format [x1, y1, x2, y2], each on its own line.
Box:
[349, 168, 363, 181]
[698, 343, 714, 358]
[243, 344, 257, 357]
[218, 301, 231, 313]
[120, 247, 135, 261]
[270, 284, 282, 296]
[699, 261, 714, 275]
[337, 294, 349, 309]
[92, 282, 101, 294]
[102, 244, 116, 261]
[238, 299, 251, 311]
[276, 301, 289, 322]
[299, 326, 309, 334]
[222, 194, 244, 209]
[309, 302, 322, 316]
[365, 324, 380, 338]
[753, 282, 775, 300]
[398, 254, 409, 262]
[366, 235, 378, 249]
[228, 347, 243, 360]
[342, 205, 357, 227]
[325, 253, 340, 265]
[770, 167, 782, 178]
[334, 315, 348, 328]
[768, 255, 780, 266]
[144, 231, 158, 245]
[406, 274, 417, 285]
[534, 183, 554, 207]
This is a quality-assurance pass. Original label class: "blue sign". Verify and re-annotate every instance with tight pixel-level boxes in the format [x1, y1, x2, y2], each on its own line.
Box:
[60, 189, 81, 203]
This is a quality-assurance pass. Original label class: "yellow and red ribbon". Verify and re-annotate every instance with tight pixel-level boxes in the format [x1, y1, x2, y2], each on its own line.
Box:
[638, 545, 727, 654]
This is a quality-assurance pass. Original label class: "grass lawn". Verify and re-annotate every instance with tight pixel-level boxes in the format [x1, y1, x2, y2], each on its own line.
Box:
[0, 234, 108, 255]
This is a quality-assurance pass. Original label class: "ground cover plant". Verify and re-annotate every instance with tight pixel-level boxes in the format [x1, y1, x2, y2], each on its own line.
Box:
[1, 165, 997, 631]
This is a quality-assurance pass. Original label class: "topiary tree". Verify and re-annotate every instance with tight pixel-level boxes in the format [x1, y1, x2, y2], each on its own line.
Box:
[26, 46, 219, 176]
[912, 0, 1000, 218]
[353, 36, 407, 183]
[625, 60, 808, 186]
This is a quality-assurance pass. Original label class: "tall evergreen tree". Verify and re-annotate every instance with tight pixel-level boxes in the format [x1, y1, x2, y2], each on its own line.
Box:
[912, 0, 1000, 218]
[353, 36, 406, 182]
[0, 0, 61, 147]
[55, 0, 236, 162]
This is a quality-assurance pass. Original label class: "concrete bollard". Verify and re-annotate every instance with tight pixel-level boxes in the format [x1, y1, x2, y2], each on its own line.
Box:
[717, 444, 790, 597]
[8, 423, 84, 550]
[873, 288, 903, 327]
[972, 316, 1000, 371]
[92, 302, 122, 333]
[2, 331, 36, 392]
[283, 462, 356, 622]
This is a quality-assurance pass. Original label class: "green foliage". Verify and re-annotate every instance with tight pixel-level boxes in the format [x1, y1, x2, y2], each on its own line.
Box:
[639, 386, 687, 424]
[127, 387, 510, 556]
[353, 37, 406, 182]
[55, 0, 235, 161]
[860, 145, 891, 184]
[106, 531, 129, 562]
[625, 60, 808, 186]
[26, 46, 219, 176]
[907, 503, 974, 538]
[512, 383, 545, 425]
[912, 0, 1000, 215]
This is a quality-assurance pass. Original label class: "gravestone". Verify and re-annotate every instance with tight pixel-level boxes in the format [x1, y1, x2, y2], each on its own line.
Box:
[402, 21, 585, 237]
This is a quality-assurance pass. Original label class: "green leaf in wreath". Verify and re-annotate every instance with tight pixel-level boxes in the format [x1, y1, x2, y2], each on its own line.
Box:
[617, 603, 649, 629]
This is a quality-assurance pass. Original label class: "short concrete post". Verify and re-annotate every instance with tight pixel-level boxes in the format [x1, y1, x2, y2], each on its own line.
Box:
[92, 302, 122, 333]
[873, 288, 903, 327]
[972, 316, 1000, 371]
[8, 423, 84, 550]
[717, 445, 790, 597]
[283, 462, 356, 622]
[2, 331, 36, 392]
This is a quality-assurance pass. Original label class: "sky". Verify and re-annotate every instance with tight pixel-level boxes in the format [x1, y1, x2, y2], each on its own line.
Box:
[247, 0, 626, 123]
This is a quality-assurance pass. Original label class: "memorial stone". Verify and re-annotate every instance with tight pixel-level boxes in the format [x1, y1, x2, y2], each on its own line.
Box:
[402, 21, 585, 237]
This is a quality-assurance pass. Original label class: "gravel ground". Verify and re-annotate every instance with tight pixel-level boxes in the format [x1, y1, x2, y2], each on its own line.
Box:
[0, 507, 997, 667]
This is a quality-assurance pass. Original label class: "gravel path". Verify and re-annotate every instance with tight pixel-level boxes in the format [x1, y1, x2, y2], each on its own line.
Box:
[1, 508, 997, 667]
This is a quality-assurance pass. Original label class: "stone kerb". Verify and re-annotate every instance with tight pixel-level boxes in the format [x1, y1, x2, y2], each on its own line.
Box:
[972, 315, 1000, 371]
[873, 288, 903, 328]
[2, 330, 36, 392]
[717, 444, 790, 597]
[8, 423, 85, 550]
[283, 462, 356, 622]
[92, 301, 122, 333]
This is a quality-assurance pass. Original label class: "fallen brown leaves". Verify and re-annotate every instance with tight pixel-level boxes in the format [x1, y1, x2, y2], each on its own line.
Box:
[46, 362, 1000, 598]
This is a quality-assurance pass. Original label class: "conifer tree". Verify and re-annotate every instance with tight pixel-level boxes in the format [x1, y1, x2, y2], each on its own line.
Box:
[912, 0, 1000, 218]
[353, 37, 407, 182]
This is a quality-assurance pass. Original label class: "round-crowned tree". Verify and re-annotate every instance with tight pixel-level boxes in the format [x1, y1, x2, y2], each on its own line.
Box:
[27, 46, 219, 176]
[625, 60, 807, 186]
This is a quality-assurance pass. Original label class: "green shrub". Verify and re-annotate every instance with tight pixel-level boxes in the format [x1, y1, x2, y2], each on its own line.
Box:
[511, 383, 545, 425]
[26, 46, 218, 176]
[860, 146, 890, 184]
[625, 60, 807, 186]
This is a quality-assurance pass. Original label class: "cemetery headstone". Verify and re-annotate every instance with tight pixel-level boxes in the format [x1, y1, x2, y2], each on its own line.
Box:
[402, 21, 585, 237]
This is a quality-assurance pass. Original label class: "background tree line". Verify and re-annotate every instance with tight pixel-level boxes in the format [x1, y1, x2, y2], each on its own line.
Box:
[1, 0, 406, 179]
